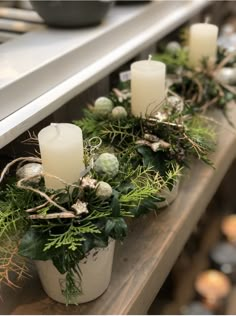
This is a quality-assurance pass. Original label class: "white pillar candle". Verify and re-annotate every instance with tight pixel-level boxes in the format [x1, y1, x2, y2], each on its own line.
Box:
[38, 123, 84, 190]
[189, 23, 219, 67]
[131, 60, 166, 117]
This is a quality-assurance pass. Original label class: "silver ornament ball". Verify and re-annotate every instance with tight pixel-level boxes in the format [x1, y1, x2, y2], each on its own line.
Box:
[94, 97, 113, 115]
[96, 181, 113, 199]
[167, 96, 184, 112]
[111, 106, 127, 119]
[94, 153, 119, 178]
[221, 24, 234, 36]
[166, 41, 181, 55]
[16, 163, 42, 183]
[216, 67, 236, 86]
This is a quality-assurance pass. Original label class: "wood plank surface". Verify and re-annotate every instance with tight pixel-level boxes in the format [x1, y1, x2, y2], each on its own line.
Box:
[1, 107, 236, 315]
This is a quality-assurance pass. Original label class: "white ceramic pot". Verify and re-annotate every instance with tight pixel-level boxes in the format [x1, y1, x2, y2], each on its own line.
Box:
[35, 239, 115, 304]
[157, 179, 180, 208]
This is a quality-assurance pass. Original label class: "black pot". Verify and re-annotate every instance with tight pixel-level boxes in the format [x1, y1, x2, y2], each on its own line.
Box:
[30, 0, 114, 28]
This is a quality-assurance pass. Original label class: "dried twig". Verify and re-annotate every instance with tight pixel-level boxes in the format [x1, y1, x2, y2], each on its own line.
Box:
[201, 96, 219, 113]
[113, 88, 124, 98]
[0, 244, 30, 288]
[17, 177, 68, 213]
[25, 200, 50, 213]
[219, 82, 236, 95]
[22, 131, 38, 145]
[29, 212, 75, 220]
[147, 117, 184, 128]
[215, 51, 236, 73]
[43, 172, 81, 189]
[183, 133, 204, 158]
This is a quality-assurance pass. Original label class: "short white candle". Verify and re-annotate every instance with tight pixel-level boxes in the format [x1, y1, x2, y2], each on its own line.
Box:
[189, 23, 219, 67]
[131, 59, 166, 117]
[38, 123, 84, 190]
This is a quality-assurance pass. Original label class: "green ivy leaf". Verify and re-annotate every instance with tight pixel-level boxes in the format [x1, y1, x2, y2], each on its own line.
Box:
[137, 146, 167, 177]
[105, 218, 127, 240]
[111, 190, 120, 217]
[112, 218, 127, 240]
[105, 219, 116, 236]
[18, 228, 50, 260]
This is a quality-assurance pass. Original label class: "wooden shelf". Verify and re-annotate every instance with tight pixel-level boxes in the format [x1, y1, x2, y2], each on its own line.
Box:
[1, 107, 236, 315]
[149, 199, 224, 314]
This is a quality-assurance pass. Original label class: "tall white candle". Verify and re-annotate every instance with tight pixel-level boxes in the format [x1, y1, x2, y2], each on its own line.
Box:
[189, 23, 219, 67]
[38, 123, 84, 190]
[131, 60, 166, 117]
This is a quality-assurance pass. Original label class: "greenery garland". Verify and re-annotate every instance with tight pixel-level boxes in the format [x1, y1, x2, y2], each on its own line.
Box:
[74, 87, 216, 177]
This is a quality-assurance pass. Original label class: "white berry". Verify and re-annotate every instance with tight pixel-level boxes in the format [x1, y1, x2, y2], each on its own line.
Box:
[167, 96, 184, 112]
[111, 106, 127, 119]
[96, 181, 113, 199]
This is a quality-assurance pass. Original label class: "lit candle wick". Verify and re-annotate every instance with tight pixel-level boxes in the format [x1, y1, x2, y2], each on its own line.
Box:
[148, 54, 152, 62]
[204, 16, 211, 24]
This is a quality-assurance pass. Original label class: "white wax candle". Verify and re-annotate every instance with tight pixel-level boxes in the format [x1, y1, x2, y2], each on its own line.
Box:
[189, 23, 219, 67]
[38, 123, 84, 190]
[131, 60, 166, 117]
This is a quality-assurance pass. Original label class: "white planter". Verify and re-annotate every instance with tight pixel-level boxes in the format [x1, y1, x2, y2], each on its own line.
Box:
[156, 179, 180, 208]
[35, 239, 115, 304]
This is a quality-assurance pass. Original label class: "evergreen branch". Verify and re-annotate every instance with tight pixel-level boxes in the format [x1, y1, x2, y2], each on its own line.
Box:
[17, 177, 68, 213]
[44, 223, 101, 252]
[61, 267, 82, 305]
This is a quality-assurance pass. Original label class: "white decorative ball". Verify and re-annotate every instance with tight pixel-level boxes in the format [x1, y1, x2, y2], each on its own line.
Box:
[111, 106, 127, 119]
[167, 96, 184, 112]
[94, 153, 119, 178]
[216, 67, 236, 86]
[166, 41, 181, 55]
[94, 97, 113, 115]
[16, 163, 42, 183]
[96, 181, 113, 199]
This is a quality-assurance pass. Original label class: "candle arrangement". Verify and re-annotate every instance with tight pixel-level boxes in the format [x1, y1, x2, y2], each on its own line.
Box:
[0, 21, 233, 307]
[0, 123, 170, 304]
[154, 23, 236, 121]
[74, 75, 216, 193]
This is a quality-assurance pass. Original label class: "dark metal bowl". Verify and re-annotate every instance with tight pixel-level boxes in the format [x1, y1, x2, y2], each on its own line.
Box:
[30, 0, 113, 28]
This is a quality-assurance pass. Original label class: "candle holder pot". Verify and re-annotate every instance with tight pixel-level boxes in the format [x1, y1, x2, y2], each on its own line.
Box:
[30, 0, 114, 28]
[156, 178, 180, 208]
[35, 239, 115, 304]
